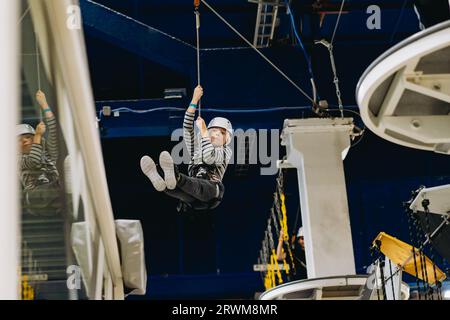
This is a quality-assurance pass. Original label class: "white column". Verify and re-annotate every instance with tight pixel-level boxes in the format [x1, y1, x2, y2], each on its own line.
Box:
[281, 118, 356, 279]
[0, 0, 20, 300]
[43, 0, 124, 298]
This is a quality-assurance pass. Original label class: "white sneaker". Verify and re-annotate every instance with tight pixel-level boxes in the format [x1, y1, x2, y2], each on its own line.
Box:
[140, 155, 166, 191]
[159, 151, 176, 190]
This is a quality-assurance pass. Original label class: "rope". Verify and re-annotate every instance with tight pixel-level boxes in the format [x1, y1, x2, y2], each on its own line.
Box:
[383, 213, 448, 291]
[428, 222, 443, 300]
[267, 226, 283, 289]
[285, 1, 318, 102]
[200, 0, 314, 104]
[268, 255, 276, 288]
[270, 208, 280, 239]
[35, 33, 41, 91]
[195, 8, 202, 117]
[313, 0, 346, 118]
[412, 217, 426, 299]
[315, 39, 344, 117]
[389, 0, 409, 44]
[264, 260, 272, 289]
[292, 204, 300, 239]
[98, 105, 317, 121]
[430, 255, 441, 299]
[259, 169, 306, 289]
[267, 218, 283, 287]
[331, 0, 346, 46]
[271, 208, 290, 277]
[271, 170, 296, 280]
[271, 251, 283, 285]
[276, 171, 297, 279]
[373, 258, 382, 300]
[194, 1, 205, 167]
[276, 170, 287, 239]
[267, 219, 276, 286]
[18, 6, 31, 25]
[35, 32, 43, 122]
[423, 200, 441, 299]
[270, 207, 289, 276]
[412, 211, 430, 299]
[369, 246, 381, 300]
[373, 240, 387, 299]
[379, 260, 387, 300]
[279, 193, 289, 242]
[263, 232, 272, 290]
[412, 247, 422, 299]
[388, 260, 396, 300]
[273, 192, 295, 279]
[406, 204, 423, 299]
[420, 249, 431, 299]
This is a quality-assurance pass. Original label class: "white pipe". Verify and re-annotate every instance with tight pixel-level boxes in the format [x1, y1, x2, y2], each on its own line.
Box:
[94, 239, 105, 300]
[27, 0, 124, 299]
[0, 0, 20, 300]
[43, 0, 124, 298]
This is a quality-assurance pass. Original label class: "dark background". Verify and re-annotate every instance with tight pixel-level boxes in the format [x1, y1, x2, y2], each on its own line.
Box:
[79, 0, 450, 298]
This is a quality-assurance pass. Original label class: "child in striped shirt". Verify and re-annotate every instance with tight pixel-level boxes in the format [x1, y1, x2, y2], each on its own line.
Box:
[17, 90, 60, 216]
[140, 85, 233, 211]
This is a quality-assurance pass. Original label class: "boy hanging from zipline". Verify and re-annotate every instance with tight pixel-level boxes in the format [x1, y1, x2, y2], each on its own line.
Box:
[17, 90, 61, 216]
[140, 85, 233, 211]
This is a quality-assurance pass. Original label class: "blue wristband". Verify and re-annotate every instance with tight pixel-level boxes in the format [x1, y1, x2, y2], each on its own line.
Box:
[189, 103, 197, 109]
[42, 108, 51, 113]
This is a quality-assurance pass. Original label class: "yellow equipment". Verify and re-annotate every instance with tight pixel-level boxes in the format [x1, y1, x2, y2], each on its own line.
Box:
[373, 232, 446, 286]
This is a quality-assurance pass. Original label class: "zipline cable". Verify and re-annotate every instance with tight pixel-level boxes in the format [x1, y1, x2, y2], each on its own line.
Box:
[194, 1, 202, 117]
[200, 0, 315, 104]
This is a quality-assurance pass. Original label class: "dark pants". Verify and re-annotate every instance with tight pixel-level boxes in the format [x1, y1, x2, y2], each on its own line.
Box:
[164, 173, 224, 208]
[23, 180, 62, 216]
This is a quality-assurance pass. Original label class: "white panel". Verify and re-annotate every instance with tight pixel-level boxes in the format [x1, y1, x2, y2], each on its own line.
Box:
[282, 118, 356, 279]
[0, 0, 20, 300]
[357, 22, 450, 153]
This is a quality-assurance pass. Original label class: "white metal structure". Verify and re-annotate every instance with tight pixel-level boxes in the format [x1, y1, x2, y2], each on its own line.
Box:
[408, 184, 450, 264]
[380, 257, 405, 300]
[0, 0, 128, 299]
[0, 0, 20, 300]
[280, 118, 356, 279]
[409, 184, 450, 216]
[249, 0, 282, 48]
[356, 20, 450, 154]
[259, 275, 410, 300]
[28, 0, 124, 299]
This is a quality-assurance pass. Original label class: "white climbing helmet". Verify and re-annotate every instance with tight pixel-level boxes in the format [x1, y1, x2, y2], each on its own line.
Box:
[207, 117, 233, 144]
[17, 124, 36, 136]
[297, 227, 304, 238]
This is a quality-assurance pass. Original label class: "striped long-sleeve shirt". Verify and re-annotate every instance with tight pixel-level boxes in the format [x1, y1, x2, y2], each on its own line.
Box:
[183, 111, 232, 182]
[20, 115, 59, 191]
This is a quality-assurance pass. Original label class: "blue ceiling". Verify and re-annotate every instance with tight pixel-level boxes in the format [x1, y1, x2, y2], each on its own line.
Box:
[82, 0, 421, 102]
[80, 0, 450, 299]
[87, 0, 419, 47]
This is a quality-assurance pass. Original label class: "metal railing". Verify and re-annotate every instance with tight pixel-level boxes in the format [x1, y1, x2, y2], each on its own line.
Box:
[14, 0, 124, 300]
